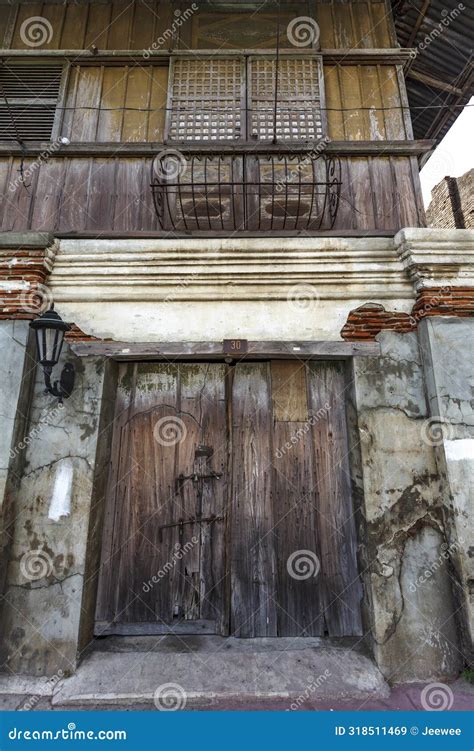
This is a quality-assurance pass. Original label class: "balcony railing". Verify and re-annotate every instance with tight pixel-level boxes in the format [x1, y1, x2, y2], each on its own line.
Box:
[151, 151, 341, 232]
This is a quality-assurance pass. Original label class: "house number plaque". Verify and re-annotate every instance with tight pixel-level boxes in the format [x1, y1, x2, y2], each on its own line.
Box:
[223, 339, 248, 354]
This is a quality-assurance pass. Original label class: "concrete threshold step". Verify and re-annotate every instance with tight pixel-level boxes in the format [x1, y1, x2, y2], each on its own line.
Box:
[52, 645, 390, 708]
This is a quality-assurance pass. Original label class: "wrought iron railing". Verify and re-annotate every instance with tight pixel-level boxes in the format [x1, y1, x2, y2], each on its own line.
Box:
[151, 151, 341, 232]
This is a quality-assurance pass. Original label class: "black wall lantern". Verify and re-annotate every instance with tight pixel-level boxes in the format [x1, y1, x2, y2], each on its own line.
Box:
[30, 308, 75, 402]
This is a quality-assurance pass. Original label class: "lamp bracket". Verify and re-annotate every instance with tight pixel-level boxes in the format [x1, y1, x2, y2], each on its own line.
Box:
[43, 363, 75, 403]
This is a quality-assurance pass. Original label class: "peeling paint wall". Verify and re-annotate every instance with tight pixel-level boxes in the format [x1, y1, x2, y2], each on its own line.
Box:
[418, 317, 474, 665]
[353, 330, 463, 682]
[0, 319, 470, 682]
[0, 345, 110, 676]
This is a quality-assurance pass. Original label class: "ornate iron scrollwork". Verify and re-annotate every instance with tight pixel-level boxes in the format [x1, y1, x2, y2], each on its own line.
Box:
[151, 150, 342, 232]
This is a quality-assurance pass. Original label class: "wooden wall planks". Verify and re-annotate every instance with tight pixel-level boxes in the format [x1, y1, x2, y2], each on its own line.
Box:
[56, 62, 405, 144]
[0, 155, 424, 231]
[62, 65, 169, 143]
[4, 1, 394, 51]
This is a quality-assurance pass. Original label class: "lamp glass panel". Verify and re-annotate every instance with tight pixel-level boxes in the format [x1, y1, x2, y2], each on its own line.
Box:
[40, 327, 64, 366]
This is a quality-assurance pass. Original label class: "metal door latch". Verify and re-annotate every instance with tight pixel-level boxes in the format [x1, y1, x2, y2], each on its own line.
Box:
[175, 471, 222, 491]
[158, 514, 224, 541]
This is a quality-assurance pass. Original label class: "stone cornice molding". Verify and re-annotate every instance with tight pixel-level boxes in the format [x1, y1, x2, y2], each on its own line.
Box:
[395, 228, 474, 290]
[50, 237, 414, 303]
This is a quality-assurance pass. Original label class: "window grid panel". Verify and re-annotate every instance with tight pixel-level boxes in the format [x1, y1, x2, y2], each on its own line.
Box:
[249, 58, 323, 141]
[168, 58, 243, 141]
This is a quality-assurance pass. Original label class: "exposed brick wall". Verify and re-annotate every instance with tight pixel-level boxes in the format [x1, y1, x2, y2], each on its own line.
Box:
[65, 324, 99, 343]
[0, 245, 55, 319]
[426, 169, 474, 229]
[341, 288, 474, 341]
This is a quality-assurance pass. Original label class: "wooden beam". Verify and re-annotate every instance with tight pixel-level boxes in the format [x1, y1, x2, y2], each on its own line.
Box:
[0, 140, 436, 157]
[407, 0, 431, 48]
[407, 69, 464, 96]
[70, 340, 381, 360]
[0, 48, 415, 65]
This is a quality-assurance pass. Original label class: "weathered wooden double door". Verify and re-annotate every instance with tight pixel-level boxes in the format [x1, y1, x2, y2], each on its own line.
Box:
[95, 361, 362, 637]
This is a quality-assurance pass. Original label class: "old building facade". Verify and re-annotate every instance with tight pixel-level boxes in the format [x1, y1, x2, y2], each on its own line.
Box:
[0, 0, 472, 691]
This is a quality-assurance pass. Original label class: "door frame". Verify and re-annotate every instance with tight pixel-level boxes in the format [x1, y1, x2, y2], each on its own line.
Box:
[81, 342, 376, 641]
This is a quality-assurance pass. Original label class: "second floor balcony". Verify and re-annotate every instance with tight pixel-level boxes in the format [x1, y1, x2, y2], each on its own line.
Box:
[151, 149, 342, 233]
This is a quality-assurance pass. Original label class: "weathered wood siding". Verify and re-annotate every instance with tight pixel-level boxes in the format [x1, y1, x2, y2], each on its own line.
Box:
[62, 65, 169, 142]
[55, 61, 408, 143]
[95, 362, 228, 631]
[2, 1, 394, 51]
[0, 154, 424, 230]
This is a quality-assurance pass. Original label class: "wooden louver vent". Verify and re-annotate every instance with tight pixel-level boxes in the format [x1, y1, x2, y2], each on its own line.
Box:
[166, 56, 325, 143]
[0, 64, 63, 141]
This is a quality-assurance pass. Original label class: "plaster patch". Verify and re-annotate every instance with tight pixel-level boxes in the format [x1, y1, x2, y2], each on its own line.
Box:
[445, 439, 474, 462]
[48, 460, 73, 521]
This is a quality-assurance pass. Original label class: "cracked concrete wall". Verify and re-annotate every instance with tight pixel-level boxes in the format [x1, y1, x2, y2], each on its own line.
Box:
[353, 330, 462, 682]
[0, 344, 111, 677]
[418, 317, 474, 664]
[0, 321, 36, 610]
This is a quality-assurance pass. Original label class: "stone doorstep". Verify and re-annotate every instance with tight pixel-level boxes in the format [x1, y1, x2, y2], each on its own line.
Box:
[49, 645, 390, 708]
[0, 675, 57, 697]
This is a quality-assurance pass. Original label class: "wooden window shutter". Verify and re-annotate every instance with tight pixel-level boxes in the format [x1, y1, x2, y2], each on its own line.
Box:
[248, 56, 325, 141]
[0, 63, 63, 141]
[166, 57, 245, 141]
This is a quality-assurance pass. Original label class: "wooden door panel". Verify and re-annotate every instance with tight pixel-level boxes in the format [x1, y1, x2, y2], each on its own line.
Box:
[96, 359, 362, 638]
[271, 362, 324, 636]
[307, 361, 363, 636]
[95, 363, 227, 634]
[230, 362, 277, 637]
